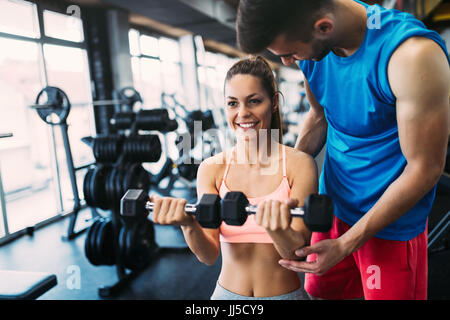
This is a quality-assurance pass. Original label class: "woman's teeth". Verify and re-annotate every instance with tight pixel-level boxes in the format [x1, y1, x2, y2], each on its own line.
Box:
[237, 122, 257, 128]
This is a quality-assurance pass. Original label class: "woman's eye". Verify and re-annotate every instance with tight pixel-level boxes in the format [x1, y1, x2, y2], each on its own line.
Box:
[249, 99, 261, 104]
[227, 101, 237, 107]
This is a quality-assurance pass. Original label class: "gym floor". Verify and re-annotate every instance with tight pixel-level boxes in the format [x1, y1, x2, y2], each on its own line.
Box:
[0, 187, 448, 300]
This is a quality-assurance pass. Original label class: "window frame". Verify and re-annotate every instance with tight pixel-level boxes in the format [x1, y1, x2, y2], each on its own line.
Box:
[128, 25, 185, 108]
[0, 0, 92, 244]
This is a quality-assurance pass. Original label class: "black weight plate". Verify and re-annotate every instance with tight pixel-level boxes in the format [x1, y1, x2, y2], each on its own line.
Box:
[95, 220, 107, 265]
[107, 166, 118, 205]
[90, 220, 103, 266]
[125, 221, 156, 270]
[85, 167, 97, 207]
[122, 140, 128, 160]
[96, 219, 114, 265]
[104, 166, 112, 207]
[108, 137, 114, 162]
[124, 224, 138, 270]
[133, 165, 149, 191]
[132, 139, 137, 160]
[124, 163, 140, 192]
[84, 219, 100, 265]
[109, 138, 115, 162]
[104, 137, 110, 162]
[114, 165, 123, 202]
[93, 138, 98, 161]
[90, 218, 103, 266]
[100, 166, 112, 210]
[109, 166, 119, 205]
[115, 164, 126, 201]
[139, 167, 152, 191]
[101, 220, 115, 265]
[100, 138, 107, 162]
[35, 86, 71, 125]
[134, 166, 151, 192]
[92, 165, 110, 210]
[83, 168, 93, 206]
[120, 164, 130, 199]
[149, 136, 162, 162]
[94, 137, 100, 162]
[118, 226, 129, 268]
[89, 166, 102, 208]
[136, 139, 142, 162]
[86, 167, 95, 207]
[111, 137, 118, 162]
[84, 220, 95, 264]
[115, 136, 123, 161]
[118, 87, 142, 109]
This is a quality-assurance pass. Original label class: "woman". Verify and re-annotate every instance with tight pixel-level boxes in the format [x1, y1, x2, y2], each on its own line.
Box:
[151, 56, 318, 299]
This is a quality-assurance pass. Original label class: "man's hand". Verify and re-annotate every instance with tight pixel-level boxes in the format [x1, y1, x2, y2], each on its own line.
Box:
[278, 238, 350, 276]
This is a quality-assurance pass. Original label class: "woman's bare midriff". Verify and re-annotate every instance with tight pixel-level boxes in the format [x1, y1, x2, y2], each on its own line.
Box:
[218, 242, 301, 297]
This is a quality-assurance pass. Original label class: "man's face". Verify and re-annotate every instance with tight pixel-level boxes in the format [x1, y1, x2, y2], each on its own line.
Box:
[268, 32, 333, 65]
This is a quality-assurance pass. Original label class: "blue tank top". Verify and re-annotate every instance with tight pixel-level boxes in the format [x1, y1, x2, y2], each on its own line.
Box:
[298, 1, 449, 240]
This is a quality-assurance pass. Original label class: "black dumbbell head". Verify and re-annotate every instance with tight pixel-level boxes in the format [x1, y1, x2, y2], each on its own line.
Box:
[121, 189, 148, 220]
[221, 192, 249, 226]
[196, 194, 221, 228]
[304, 194, 334, 232]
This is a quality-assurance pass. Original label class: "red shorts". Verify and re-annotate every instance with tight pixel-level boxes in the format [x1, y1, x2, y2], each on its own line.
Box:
[304, 216, 428, 300]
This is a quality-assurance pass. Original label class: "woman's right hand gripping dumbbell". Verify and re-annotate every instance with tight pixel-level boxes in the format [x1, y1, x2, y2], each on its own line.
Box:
[149, 195, 196, 227]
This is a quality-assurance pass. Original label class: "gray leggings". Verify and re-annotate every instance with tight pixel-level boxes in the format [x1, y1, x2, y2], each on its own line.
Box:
[210, 282, 308, 300]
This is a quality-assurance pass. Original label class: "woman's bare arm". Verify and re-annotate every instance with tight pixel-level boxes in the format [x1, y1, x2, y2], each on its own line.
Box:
[255, 149, 318, 260]
[180, 157, 222, 266]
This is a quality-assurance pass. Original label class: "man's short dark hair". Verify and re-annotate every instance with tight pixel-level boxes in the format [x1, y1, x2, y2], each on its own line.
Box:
[237, 0, 334, 54]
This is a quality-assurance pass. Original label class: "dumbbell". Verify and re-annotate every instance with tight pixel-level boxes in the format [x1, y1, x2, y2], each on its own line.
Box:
[221, 192, 334, 232]
[121, 189, 222, 229]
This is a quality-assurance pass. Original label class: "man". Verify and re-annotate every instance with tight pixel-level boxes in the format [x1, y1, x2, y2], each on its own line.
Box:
[236, 0, 449, 300]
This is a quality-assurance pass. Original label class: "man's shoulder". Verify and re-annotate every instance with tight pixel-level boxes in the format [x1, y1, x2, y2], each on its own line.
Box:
[391, 36, 448, 61]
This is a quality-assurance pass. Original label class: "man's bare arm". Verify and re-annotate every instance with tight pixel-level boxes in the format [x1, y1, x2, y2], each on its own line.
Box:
[339, 37, 449, 253]
[295, 77, 328, 158]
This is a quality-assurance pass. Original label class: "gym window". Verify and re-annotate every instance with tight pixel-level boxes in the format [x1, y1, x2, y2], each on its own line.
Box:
[0, 0, 94, 242]
[129, 28, 183, 109]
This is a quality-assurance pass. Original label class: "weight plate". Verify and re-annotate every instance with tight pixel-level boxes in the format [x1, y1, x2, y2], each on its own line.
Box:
[125, 224, 140, 270]
[100, 166, 112, 210]
[107, 166, 118, 206]
[96, 219, 115, 266]
[83, 167, 95, 207]
[83, 168, 91, 205]
[115, 164, 129, 202]
[92, 165, 110, 210]
[95, 220, 107, 265]
[84, 220, 95, 264]
[35, 86, 71, 125]
[89, 165, 103, 208]
[114, 165, 123, 202]
[137, 167, 152, 191]
[124, 163, 140, 192]
[125, 220, 157, 271]
[93, 138, 99, 161]
[118, 226, 129, 268]
[104, 166, 112, 207]
[118, 87, 142, 110]
[90, 219, 103, 266]
[84, 219, 100, 265]
[101, 220, 115, 265]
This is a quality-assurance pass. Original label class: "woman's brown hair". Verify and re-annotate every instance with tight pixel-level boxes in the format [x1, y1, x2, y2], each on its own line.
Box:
[224, 55, 283, 143]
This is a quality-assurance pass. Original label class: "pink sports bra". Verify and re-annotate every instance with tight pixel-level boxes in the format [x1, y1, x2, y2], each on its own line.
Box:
[218, 146, 291, 243]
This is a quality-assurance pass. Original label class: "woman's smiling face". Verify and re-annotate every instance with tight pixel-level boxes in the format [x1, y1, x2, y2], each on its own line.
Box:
[224, 74, 275, 140]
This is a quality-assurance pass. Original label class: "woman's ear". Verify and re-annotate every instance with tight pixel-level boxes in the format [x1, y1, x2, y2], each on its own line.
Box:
[272, 92, 280, 113]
